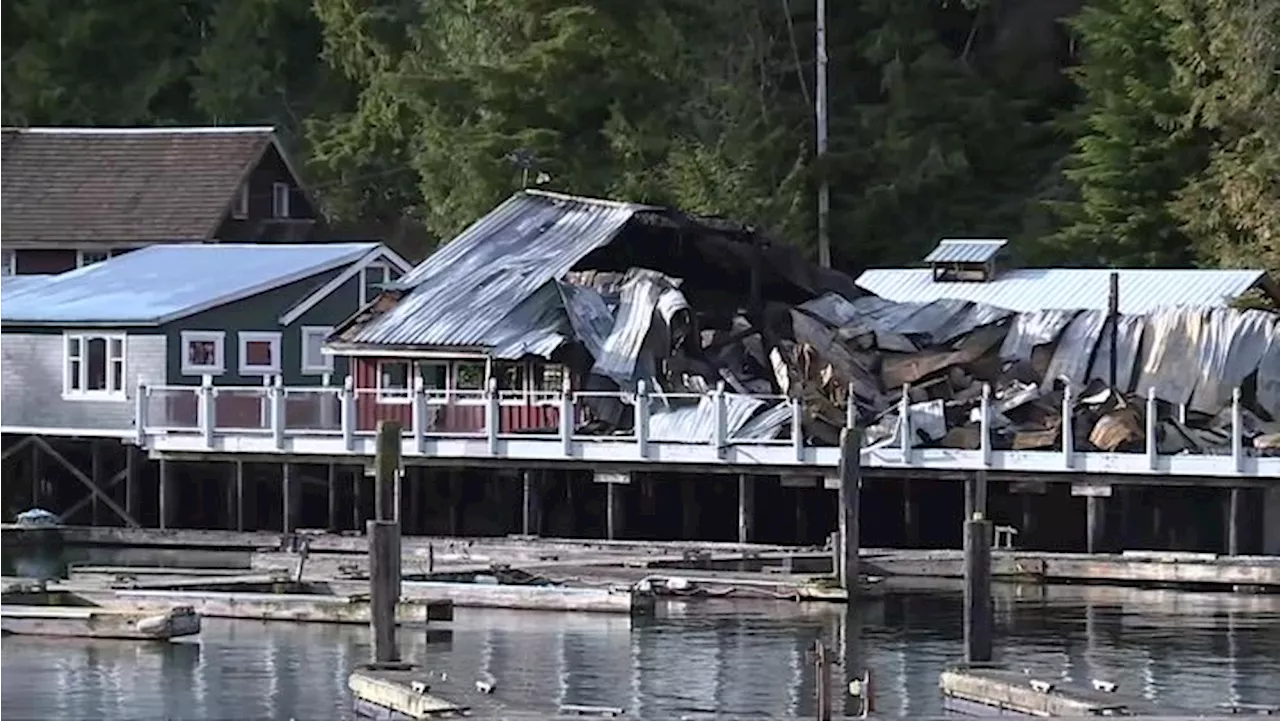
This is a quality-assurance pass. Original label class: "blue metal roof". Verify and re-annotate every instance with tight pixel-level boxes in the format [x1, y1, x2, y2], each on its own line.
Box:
[1, 275, 56, 303]
[922, 238, 1007, 264]
[1, 243, 379, 325]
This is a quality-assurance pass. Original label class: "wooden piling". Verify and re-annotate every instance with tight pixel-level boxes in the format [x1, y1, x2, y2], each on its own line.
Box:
[369, 420, 402, 666]
[837, 427, 861, 593]
[812, 639, 832, 721]
[327, 463, 339, 532]
[159, 459, 174, 529]
[737, 474, 755, 544]
[964, 514, 994, 664]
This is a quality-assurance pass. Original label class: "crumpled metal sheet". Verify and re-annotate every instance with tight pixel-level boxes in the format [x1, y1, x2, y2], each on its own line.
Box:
[487, 283, 573, 360]
[1087, 314, 1146, 393]
[999, 309, 1079, 362]
[1258, 336, 1280, 421]
[848, 296, 1011, 346]
[734, 401, 794, 440]
[647, 394, 777, 442]
[1189, 309, 1279, 414]
[799, 293, 918, 352]
[1044, 310, 1106, 390]
[557, 280, 615, 361]
[592, 271, 676, 382]
[1136, 307, 1207, 407]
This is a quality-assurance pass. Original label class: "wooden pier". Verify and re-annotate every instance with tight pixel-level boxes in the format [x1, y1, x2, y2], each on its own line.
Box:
[940, 666, 1195, 716]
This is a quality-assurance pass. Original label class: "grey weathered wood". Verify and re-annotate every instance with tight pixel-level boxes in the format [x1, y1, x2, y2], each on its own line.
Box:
[837, 428, 861, 592]
[1086, 495, 1104, 554]
[375, 421, 401, 522]
[368, 520, 400, 664]
[282, 463, 298, 534]
[327, 463, 339, 532]
[964, 517, 994, 664]
[606, 482, 624, 541]
[125, 445, 140, 521]
[90, 441, 103, 525]
[234, 461, 246, 531]
[32, 437, 138, 528]
[737, 474, 755, 544]
[1227, 487, 1243, 556]
[159, 459, 173, 529]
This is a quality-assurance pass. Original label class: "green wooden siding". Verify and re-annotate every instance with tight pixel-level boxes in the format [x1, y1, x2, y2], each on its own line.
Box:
[162, 267, 361, 385]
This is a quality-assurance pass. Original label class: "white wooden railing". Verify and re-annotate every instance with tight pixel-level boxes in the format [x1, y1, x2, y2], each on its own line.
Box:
[132, 377, 1280, 478]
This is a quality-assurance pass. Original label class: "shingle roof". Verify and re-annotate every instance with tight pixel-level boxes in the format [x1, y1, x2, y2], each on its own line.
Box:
[1, 126, 275, 244]
[856, 268, 1270, 314]
[0, 243, 378, 326]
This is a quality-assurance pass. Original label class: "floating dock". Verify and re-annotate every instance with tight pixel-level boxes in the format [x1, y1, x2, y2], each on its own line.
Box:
[0, 601, 200, 640]
[349, 665, 469, 720]
[939, 666, 1193, 716]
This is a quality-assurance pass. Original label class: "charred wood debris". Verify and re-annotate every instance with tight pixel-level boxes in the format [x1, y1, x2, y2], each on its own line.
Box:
[563, 268, 1280, 456]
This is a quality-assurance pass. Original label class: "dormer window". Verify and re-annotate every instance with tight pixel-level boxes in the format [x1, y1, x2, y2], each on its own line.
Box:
[272, 182, 291, 219]
[924, 239, 1007, 283]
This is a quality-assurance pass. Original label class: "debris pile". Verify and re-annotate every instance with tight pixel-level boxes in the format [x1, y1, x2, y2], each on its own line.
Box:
[564, 271, 1280, 456]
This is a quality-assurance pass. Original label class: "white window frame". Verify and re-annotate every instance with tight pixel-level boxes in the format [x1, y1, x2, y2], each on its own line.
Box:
[238, 331, 283, 376]
[376, 360, 412, 404]
[272, 182, 291, 219]
[419, 360, 450, 404]
[360, 262, 392, 305]
[76, 249, 111, 268]
[451, 360, 488, 405]
[63, 332, 127, 401]
[1, 249, 14, 276]
[232, 182, 250, 219]
[300, 325, 334, 374]
[180, 330, 226, 376]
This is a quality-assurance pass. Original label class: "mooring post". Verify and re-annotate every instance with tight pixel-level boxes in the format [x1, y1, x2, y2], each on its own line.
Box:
[964, 512, 994, 664]
[837, 427, 862, 594]
[369, 420, 403, 666]
[813, 639, 832, 721]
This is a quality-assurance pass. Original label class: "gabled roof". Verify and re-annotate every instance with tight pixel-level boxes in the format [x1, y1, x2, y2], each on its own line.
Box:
[0, 243, 380, 326]
[856, 267, 1272, 314]
[1, 274, 56, 303]
[0, 126, 286, 244]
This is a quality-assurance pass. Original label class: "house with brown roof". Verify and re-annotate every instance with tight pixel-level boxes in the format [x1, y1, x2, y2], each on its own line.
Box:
[0, 126, 323, 276]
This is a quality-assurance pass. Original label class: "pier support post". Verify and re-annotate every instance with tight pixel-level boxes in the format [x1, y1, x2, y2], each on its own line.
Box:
[681, 480, 699, 540]
[352, 468, 364, 532]
[370, 420, 402, 665]
[327, 463, 339, 532]
[606, 481, 625, 540]
[837, 428, 862, 593]
[282, 463, 299, 534]
[225, 462, 240, 531]
[737, 474, 755, 544]
[125, 445, 141, 523]
[902, 477, 918, 547]
[89, 441, 104, 526]
[30, 440, 42, 508]
[1264, 487, 1280, 556]
[159, 459, 175, 529]
[1086, 495, 1105, 554]
[521, 470, 541, 536]
[447, 471, 463, 536]
[964, 514, 994, 664]
[1226, 487, 1243, 556]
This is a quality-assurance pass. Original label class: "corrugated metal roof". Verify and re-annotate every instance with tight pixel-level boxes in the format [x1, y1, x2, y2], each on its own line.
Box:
[923, 238, 1007, 264]
[856, 268, 1268, 314]
[346, 191, 652, 348]
[0, 243, 377, 325]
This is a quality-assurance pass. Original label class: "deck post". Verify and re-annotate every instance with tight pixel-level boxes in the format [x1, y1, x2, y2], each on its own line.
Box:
[282, 463, 299, 533]
[199, 375, 215, 449]
[1231, 386, 1244, 473]
[791, 397, 805, 461]
[327, 462, 340, 532]
[1226, 487, 1243, 556]
[963, 511, 994, 664]
[270, 376, 285, 450]
[898, 384, 912, 463]
[837, 427, 862, 593]
[125, 444, 141, 522]
[979, 384, 992, 467]
[1086, 495, 1104, 554]
[1145, 389, 1158, 469]
[159, 459, 174, 529]
[411, 377, 426, 455]
[606, 480, 625, 540]
[635, 380, 649, 459]
[1062, 384, 1075, 468]
[486, 377, 500, 456]
[737, 474, 755, 544]
[134, 381, 148, 446]
[340, 376, 355, 452]
[369, 420, 402, 665]
[712, 381, 727, 458]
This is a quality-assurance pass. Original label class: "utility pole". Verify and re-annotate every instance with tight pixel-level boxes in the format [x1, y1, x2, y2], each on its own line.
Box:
[816, 0, 831, 268]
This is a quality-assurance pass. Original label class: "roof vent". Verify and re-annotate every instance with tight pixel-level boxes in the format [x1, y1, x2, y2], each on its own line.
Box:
[924, 238, 1007, 283]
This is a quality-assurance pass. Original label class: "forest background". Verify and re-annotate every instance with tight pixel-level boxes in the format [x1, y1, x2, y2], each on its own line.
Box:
[3, 0, 1277, 280]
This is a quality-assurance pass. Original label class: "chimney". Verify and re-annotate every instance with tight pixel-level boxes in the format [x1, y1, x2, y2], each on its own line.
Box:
[923, 238, 1007, 283]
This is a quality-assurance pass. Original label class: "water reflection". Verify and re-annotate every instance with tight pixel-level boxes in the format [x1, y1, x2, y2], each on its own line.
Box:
[2, 585, 1278, 719]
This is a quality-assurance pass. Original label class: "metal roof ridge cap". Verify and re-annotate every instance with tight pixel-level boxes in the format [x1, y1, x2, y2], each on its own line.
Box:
[521, 188, 658, 211]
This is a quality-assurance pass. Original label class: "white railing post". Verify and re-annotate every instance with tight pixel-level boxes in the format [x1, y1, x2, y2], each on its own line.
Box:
[980, 383, 992, 467]
[411, 376, 426, 455]
[559, 374, 573, 457]
[635, 380, 650, 459]
[270, 375, 285, 449]
[1178, 403, 1187, 425]
[1231, 386, 1244, 472]
[791, 396, 805, 461]
[1061, 384, 1074, 468]
[486, 376, 499, 456]
[712, 381, 727, 459]
[134, 380, 148, 446]
[1145, 388, 1158, 470]
[340, 376, 355, 451]
[199, 374, 215, 449]
[899, 384, 912, 464]
[845, 395, 858, 430]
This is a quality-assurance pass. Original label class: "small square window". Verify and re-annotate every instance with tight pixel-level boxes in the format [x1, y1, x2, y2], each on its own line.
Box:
[420, 362, 448, 391]
[361, 263, 392, 305]
[77, 250, 110, 268]
[454, 362, 485, 392]
[238, 331, 282, 375]
[495, 362, 525, 391]
[377, 360, 411, 403]
[233, 183, 249, 219]
[533, 362, 566, 391]
[180, 331, 226, 376]
[301, 326, 334, 374]
[272, 182, 291, 219]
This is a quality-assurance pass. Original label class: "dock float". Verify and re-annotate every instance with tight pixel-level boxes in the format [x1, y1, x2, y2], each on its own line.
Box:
[939, 666, 1192, 716]
[349, 665, 469, 719]
[72, 587, 450, 625]
[0, 603, 200, 640]
[329, 579, 651, 615]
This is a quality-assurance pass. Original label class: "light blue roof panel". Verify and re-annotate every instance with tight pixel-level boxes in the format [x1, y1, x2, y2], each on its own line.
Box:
[1, 274, 56, 303]
[922, 238, 1007, 264]
[1, 243, 378, 325]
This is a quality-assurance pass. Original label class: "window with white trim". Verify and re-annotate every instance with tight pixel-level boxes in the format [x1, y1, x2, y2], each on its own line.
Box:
[360, 262, 392, 305]
[453, 361, 485, 392]
[2, 249, 14, 276]
[377, 360, 411, 403]
[77, 249, 110, 268]
[420, 361, 448, 394]
[232, 182, 250, 219]
[180, 330, 226, 375]
[64, 333, 127, 399]
[238, 331, 282, 375]
[272, 182, 291, 218]
[300, 326, 334, 374]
